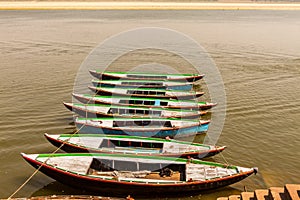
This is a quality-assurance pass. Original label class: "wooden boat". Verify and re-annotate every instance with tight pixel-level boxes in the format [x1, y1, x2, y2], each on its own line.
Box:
[75, 117, 210, 138]
[72, 93, 217, 110]
[63, 102, 207, 119]
[21, 153, 257, 195]
[91, 79, 193, 90]
[88, 86, 204, 100]
[89, 70, 204, 82]
[44, 133, 226, 159]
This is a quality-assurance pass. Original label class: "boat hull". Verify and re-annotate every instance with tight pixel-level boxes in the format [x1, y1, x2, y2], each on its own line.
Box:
[89, 86, 204, 100]
[64, 103, 203, 119]
[92, 82, 193, 91]
[90, 71, 204, 82]
[75, 122, 209, 138]
[22, 154, 255, 195]
[44, 134, 226, 159]
[72, 94, 216, 111]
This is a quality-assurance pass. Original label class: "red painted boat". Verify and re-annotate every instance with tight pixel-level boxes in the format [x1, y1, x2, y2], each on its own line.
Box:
[21, 153, 257, 195]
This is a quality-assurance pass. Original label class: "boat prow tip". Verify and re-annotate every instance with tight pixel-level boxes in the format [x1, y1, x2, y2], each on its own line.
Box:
[253, 167, 258, 175]
[218, 146, 227, 151]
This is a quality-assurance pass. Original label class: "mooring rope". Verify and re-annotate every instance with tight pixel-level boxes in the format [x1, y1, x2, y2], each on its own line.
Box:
[8, 89, 96, 199]
[203, 132, 230, 167]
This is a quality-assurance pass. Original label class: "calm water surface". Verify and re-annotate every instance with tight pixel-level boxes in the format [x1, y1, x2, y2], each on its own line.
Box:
[0, 10, 299, 199]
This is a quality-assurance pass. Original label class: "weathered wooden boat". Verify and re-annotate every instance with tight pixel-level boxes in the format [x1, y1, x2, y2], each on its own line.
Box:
[72, 93, 217, 110]
[88, 86, 204, 100]
[91, 79, 193, 90]
[63, 102, 207, 119]
[75, 117, 210, 138]
[44, 133, 226, 159]
[89, 70, 204, 82]
[21, 153, 257, 195]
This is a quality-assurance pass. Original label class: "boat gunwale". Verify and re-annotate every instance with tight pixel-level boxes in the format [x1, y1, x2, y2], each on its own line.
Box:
[76, 116, 209, 123]
[91, 70, 203, 77]
[31, 152, 237, 169]
[51, 133, 211, 147]
[67, 102, 201, 113]
[75, 120, 209, 132]
[92, 79, 194, 85]
[76, 93, 214, 105]
[89, 85, 202, 93]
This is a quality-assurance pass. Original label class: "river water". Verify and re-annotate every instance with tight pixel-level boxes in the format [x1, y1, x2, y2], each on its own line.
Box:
[0, 10, 299, 199]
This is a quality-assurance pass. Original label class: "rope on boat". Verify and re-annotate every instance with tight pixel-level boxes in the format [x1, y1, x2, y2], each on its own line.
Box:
[204, 133, 229, 167]
[7, 124, 86, 200]
[8, 90, 97, 199]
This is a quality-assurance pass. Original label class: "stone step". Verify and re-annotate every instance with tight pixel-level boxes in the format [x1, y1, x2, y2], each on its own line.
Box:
[269, 187, 289, 200]
[255, 189, 270, 200]
[217, 184, 300, 200]
[284, 184, 300, 200]
[241, 192, 255, 200]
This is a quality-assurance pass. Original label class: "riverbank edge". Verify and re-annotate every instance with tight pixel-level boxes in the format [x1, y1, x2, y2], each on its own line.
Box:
[1, 1, 300, 10]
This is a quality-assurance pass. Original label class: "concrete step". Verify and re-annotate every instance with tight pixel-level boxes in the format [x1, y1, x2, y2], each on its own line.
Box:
[284, 184, 300, 200]
[255, 189, 270, 200]
[269, 187, 289, 200]
[241, 192, 255, 200]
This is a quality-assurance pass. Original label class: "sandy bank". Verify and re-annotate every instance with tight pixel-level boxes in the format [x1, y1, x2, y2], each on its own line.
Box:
[1, 1, 300, 10]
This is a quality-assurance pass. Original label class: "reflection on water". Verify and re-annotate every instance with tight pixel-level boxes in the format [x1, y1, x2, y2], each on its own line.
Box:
[0, 10, 299, 199]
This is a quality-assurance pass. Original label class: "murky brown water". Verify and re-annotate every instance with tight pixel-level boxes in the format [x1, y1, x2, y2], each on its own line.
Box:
[0, 10, 299, 199]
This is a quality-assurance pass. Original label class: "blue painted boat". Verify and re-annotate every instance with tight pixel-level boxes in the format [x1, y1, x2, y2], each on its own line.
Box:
[63, 102, 207, 119]
[72, 93, 217, 110]
[75, 117, 210, 138]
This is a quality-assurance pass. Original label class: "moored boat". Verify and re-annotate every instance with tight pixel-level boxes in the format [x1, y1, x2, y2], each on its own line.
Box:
[89, 70, 204, 82]
[92, 79, 193, 90]
[75, 117, 210, 138]
[63, 102, 207, 119]
[44, 133, 226, 158]
[72, 93, 217, 110]
[21, 153, 257, 195]
[88, 86, 204, 100]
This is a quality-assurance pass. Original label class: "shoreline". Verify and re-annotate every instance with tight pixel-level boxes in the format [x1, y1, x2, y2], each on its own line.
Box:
[1, 1, 300, 10]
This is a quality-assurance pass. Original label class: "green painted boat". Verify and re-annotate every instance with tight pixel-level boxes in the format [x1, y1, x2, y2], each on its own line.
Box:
[88, 86, 204, 100]
[44, 133, 226, 158]
[75, 117, 210, 138]
[72, 93, 217, 110]
[92, 79, 194, 90]
[89, 70, 204, 82]
[22, 152, 257, 195]
[63, 102, 207, 119]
